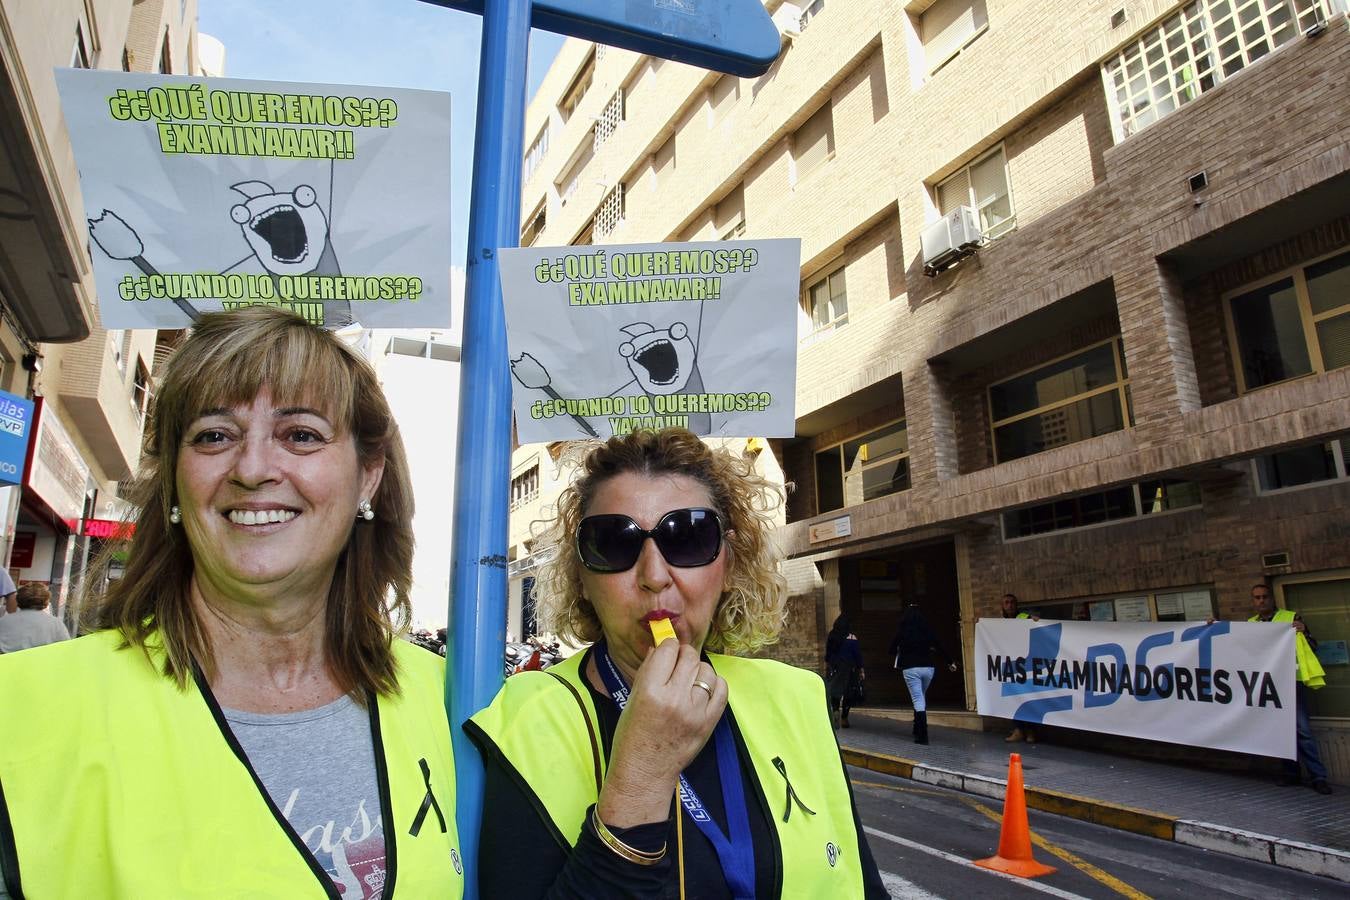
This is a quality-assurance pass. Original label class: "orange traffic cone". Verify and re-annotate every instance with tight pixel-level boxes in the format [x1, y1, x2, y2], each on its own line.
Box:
[974, 752, 1056, 878]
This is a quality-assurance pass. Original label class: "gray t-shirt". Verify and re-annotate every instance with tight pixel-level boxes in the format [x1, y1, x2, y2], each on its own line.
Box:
[225, 696, 387, 898]
[0, 609, 70, 654]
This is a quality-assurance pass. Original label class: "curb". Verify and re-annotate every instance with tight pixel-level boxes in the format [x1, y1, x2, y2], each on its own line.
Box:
[841, 746, 1350, 884]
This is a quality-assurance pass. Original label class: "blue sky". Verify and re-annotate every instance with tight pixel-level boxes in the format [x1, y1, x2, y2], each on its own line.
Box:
[198, 0, 564, 271]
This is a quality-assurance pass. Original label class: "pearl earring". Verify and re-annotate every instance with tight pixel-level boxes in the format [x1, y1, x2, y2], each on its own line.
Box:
[357, 499, 375, 521]
[169, 505, 182, 525]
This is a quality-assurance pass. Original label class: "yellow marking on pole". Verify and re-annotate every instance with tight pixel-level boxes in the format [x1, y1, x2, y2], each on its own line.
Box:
[851, 777, 1152, 900]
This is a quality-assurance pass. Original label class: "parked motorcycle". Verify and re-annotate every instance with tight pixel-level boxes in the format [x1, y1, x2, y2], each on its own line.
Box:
[504, 635, 562, 676]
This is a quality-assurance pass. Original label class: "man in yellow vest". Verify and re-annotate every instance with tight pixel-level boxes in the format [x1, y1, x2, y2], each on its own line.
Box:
[1249, 584, 1332, 795]
[1000, 592, 1041, 744]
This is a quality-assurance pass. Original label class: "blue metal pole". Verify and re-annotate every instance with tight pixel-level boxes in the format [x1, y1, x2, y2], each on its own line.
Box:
[448, 1, 530, 895]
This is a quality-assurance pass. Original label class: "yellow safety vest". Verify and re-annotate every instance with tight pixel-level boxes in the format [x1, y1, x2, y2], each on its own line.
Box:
[0, 629, 463, 898]
[1250, 608, 1327, 689]
[467, 650, 865, 897]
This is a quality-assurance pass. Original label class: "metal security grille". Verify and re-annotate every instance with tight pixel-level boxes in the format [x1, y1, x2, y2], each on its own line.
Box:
[593, 89, 624, 149]
[595, 183, 624, 239]
[1102, 0, 1329, 140]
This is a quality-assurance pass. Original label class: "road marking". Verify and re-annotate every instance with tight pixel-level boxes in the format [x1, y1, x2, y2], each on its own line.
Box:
[865, 826, 1091, 899]
[879, 870, 943, 899]
[855, 777, 1152, 900]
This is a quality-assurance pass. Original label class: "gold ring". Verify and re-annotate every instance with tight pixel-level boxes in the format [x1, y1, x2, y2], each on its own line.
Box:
[692, 679, 714, 696]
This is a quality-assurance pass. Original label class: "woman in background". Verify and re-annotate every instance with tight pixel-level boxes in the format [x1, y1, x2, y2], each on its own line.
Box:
[825, 613, 865, 729]
[888, 601, 957, 745]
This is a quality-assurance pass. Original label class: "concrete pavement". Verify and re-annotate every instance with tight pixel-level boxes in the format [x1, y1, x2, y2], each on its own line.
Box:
[839, 711, 1350, 884]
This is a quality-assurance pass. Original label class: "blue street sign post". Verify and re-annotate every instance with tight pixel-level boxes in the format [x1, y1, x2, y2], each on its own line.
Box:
[423, 2, 780, 894]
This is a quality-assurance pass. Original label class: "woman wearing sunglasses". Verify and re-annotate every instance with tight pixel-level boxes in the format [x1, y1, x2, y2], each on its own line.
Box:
[467, 429, 887, 898]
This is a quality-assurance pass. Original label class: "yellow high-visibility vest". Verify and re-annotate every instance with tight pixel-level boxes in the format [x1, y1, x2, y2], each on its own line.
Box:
[0, 629, 463, 898]
[1251, 608, 1327, 689]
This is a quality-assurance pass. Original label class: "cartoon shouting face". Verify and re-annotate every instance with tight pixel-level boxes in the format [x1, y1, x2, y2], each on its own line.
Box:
[619, 321, 697, 395]
[229, 180, 330, 276]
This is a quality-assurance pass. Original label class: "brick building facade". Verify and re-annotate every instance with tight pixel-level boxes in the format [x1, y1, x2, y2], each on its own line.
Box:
[511, 0, 1350, 775]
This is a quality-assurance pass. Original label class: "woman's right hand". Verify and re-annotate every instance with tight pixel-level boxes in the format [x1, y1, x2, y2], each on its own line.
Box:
[596, 640, 727, 828]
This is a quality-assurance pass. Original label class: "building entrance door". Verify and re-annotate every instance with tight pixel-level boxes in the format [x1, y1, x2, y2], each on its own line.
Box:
[1281, 574, 1350, 719]
[839, 539, 963, 709]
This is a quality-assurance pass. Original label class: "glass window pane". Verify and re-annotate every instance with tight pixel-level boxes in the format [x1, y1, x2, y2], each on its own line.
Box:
[1230, 277, 1312, 388]
[815, 448, 844, 513]
[1306, 251, 1350, 316]
[860, 457, 911, 501]
[993, 391, 1126, 461]
[1139, 478, 1202, 513]
[1315, 312, 1350, 371]
[844, 422, 908, 467]
[1003, 485, 1137, 538]
[990, 343, 1119, 421]
[1256, 443, 1337, 490]
[970, 152, 1008, 208]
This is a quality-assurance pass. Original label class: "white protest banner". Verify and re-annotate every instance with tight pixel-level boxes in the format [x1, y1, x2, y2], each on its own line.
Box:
[975, 619, 1296, 759]
[499, 240, 799, 443]
[55, 70, 452, 329]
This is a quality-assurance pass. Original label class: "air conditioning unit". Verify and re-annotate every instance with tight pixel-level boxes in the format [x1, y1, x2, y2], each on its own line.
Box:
[772, 3, 803, 40]
[921, 205, 982, 276]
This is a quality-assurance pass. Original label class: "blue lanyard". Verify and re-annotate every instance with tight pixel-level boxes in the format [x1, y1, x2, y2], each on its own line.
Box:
[595, 642, 756, 900]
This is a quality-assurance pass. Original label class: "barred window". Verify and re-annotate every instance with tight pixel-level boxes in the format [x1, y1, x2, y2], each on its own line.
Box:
[595, 184, 624, 239]
[1103, 0, 1329, 141]
[510, 465, 540, 509]
[594, 90, 624, 149]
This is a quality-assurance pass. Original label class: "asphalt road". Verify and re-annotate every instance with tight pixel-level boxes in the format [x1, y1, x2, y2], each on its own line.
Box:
[850, 766, 1342, 899]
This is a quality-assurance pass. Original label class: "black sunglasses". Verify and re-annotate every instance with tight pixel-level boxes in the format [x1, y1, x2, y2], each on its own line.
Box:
[576, 508, 725, 573]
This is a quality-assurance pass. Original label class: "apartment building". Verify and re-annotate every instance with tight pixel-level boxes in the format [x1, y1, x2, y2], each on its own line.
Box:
[513, 0, 1350, 771]
[1, 0, 202, 620]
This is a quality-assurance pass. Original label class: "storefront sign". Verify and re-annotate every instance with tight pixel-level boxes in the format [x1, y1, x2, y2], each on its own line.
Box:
[809, 516, 852, 544]
[25, 403, 92, 527]
[0, 390, 35, 487]
[56, 70, 453, 329]
[975, 619, 1295, 759]
[81, 519, 136, 540]
[499, 239, 800, 442]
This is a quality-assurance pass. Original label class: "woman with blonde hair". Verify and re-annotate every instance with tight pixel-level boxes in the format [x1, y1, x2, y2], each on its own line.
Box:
[0, 307, 462, 897]
[467, 428, 885, 898]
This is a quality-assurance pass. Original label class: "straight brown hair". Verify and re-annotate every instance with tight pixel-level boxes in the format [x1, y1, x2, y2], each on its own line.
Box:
[86, 306, 415, 699]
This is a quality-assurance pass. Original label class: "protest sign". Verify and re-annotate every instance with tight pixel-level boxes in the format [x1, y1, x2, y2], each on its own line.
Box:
[55, 70, 452, 329]
[499, 239, 800, 443]
[975, 619, 1296, 758]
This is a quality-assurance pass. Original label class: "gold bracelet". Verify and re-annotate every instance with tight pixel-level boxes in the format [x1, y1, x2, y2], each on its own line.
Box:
[591, 808, 667, 866]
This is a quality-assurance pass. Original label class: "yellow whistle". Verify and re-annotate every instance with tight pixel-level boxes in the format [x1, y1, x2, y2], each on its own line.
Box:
[648, 617, 676, 645]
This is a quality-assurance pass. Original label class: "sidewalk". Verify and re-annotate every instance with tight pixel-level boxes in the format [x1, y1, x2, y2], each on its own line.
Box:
[840, 711, 1350, 883]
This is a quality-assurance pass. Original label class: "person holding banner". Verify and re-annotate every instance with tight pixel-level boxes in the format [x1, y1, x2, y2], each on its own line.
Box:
[0, 308, 462, 898]
[999, 592, 1041, 744]
[1248, 584, 1332, 795]
[467, 428, 887, 898]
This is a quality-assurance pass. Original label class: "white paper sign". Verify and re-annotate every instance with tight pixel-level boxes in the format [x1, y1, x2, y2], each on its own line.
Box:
[975, 619, 1296, 759]
[55, 70, 452, 329]
[499, 240, 800, 443]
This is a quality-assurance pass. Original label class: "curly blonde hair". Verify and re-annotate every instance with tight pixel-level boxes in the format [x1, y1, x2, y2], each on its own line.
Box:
[537, 429, 786, 654]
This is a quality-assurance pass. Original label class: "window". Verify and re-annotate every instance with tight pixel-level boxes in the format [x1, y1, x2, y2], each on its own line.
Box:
[72, 23, 91, 68]
[594, 90, 624, 149]
[107, 330, 128, 375]
[1002, 479, 1200, 539]
[988, 338, 1132, 463]
[803, 266, 847, 335]
[715, 185, 745, 240]
[937, 145, 1014, 238]
[816, 420, 910, 513]
[708, 75, 738, 126]
[510, 465, 540, 509]
[1226, 248, 1350, 392]
[800, 0, 827, 30]
[594, 184, 624, 239]
[523, 123, 550, 183]
[559, 50, 596, 122]
[158, 30, 172, 74]
[652, 134, 676, 189]
[792, 104, 834, 183]
[555, 139, 594, 207]
[574, 219, 595, 246]
[1102, 0, 1329, 141]
[1254, 438, 1348, 492]
[921, 0, 989, 72]
[1025, 589, 1215, 622]
[520, 200, 547, 247]
[121, 47, 131, 71]
[132, 360, 152, 427]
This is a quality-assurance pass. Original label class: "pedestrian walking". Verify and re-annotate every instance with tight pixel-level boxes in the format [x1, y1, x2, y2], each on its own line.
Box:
[888, 601, 957, 744]
[0, 583, 69, 653]
[825, 613, 865, 729]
